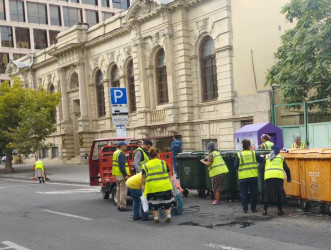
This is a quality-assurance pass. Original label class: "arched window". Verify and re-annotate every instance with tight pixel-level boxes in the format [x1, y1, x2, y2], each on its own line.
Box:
[200, 37, 218, 101]
[95, 70, 105, 117]
[127, 60, 136, 112]
[111, 65, 120, 87]
[155, 49, 168, 104]
[69, 72, 79, 89]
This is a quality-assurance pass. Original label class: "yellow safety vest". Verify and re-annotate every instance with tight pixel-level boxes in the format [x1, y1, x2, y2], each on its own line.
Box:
[291, 142, 305, 149]
[134, 147, 150, 165]
[35, 160, 44, 172]
[264, 154, 284, 180]
[237, 150, 258, 180]
[143, 159, 172, 196]
[112, 149, 129, 176]
[261, 141, 274, 150]
[208, 151, 229, 178]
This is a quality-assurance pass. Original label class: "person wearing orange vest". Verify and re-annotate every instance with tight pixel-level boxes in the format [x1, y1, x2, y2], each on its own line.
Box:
[200, 142, 229, 205]
[141, 147, 176, 223]
[234, 139, 265, 213]
[262, 145, 291, 216]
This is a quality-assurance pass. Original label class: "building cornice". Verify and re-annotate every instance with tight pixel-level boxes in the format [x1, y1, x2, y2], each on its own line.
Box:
[49, 43, 83, 57]
[33, 57, 57, 70]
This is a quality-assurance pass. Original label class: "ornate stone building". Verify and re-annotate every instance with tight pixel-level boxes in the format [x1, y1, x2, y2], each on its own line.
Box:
[6, 0, 291, 162]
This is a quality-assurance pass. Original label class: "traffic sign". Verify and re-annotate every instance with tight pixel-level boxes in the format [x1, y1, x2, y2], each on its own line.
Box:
[112, 106, 128, 116]
[112, 115, 129, 125]
[110, 88, 127, 105]
[116, 125, 127, 137]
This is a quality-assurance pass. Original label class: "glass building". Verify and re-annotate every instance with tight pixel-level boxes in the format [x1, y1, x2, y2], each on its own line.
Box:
[0, 0, 130, 83]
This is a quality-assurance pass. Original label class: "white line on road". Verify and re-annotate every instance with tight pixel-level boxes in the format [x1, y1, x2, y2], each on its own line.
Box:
[0, 178, 89, 187]
[1, 241, 30, 250]
[36, 188, 100, 195]
[43, 209, 93, 221]
[203, 243, 243, 250]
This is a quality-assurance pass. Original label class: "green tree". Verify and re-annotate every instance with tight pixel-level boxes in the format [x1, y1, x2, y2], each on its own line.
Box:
[0, 77, 61, 173]
[266, 0, 331, 104]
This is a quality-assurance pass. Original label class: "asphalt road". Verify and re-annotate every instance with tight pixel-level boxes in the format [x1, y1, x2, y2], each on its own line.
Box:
[0, 178, 330, 250]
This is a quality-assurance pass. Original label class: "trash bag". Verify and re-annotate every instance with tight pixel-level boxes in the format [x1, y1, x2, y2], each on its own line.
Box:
[140, 195, 149, 213]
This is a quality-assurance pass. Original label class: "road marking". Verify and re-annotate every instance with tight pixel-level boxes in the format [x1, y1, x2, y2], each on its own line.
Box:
[0, 241, 30, 250]
[0, 184, 36, 189]
[43, 209, 93, 221]
[36, 188, 100, 195]
[0, 178, 89, 187]
[203, 243, 243, 250]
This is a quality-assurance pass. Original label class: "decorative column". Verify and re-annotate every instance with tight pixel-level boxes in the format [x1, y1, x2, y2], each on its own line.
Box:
[57, 68, 70, 122]
[76, 62, 89, 119]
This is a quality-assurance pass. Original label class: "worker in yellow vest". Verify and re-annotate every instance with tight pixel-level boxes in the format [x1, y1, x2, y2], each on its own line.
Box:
[200, 142, 229, 205]
[133, 140, 152, 173]
[262, 145, 291, 216]
[34, 159, 46, 184]
[260, 134, 274, 150]
[291, 134, 307, 149]
[112, 141, 132, 212]
[234, 139, 265, 213]
[142, 147, 176, 223]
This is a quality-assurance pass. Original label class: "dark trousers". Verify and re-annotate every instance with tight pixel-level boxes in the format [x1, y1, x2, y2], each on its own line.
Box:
[240, 180, 258, 211]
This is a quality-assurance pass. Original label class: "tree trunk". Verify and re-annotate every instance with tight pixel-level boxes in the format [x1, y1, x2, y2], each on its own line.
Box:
[4, 153, 15, 173]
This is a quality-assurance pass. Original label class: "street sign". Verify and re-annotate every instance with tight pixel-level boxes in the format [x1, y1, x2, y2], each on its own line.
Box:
[110, 88, 128, 105]
[116, 125, 127, 137]
[112, 115, 129, 125]
[112, 106, 128, 116]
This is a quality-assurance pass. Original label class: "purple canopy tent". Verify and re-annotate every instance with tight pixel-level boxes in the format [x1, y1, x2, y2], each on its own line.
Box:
[234, 122, 283, 150]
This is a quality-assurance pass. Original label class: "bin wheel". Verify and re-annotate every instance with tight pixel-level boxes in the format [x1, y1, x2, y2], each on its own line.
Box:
[102, 191, 110, 200]
[111, 187, 117, 206]
[182, 189, 189, 197]
[300, 200, 310, 212]
[207, 190, 214, 200]
[197, 189, 205, 197]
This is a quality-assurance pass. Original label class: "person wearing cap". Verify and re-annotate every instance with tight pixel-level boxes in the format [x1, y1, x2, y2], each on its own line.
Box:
[234, 139, 265, 213]
[112, 141, 131, 211]
[262, 145, 291, 216]
[200, 142, 229, 205]
[291, 134, 307, 149]
[260, 134, 274, 150]
[133, 140, 152, 173]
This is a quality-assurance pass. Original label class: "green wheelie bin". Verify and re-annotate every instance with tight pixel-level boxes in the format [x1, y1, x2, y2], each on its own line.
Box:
[176, 151, 208, 197]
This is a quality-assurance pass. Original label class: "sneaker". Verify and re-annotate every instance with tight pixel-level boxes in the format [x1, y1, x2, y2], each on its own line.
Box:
[154, 217, 160, 224]
[133, 217, 141, 221]
[278, 210, 284, 216]
[165, 216, 172, 223]
[212, 200, 220, 205]
[243, 210, 248, 214]
[262, 210, 267, 215]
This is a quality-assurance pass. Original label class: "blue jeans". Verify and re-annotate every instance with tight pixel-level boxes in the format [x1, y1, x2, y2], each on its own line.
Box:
[128, 188, 149, 219]
[239, 180, 258, 211]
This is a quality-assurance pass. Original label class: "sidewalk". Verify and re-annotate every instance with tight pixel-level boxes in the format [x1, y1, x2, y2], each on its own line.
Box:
[0, 163, 90, 184]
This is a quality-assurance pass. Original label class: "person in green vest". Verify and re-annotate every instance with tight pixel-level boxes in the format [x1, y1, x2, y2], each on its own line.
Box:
[262, 145, 291, 216]
[133, 140, 152, 173]
[142, 147, 176, 223]
[260, 134, 274, 150]
[234, 139, 265, 213]
[112, 141, 132, 212]
[200, 142, 229, 205]
[291, 134, 307, 149]
[34, 159, 46, 184]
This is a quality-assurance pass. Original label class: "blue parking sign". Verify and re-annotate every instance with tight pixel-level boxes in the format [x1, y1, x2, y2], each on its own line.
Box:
[110, 88, 127, 105]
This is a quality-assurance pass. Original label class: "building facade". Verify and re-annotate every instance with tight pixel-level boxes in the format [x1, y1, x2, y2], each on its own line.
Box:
[0, 0, 130, 83]
[7, 0, 291, 163]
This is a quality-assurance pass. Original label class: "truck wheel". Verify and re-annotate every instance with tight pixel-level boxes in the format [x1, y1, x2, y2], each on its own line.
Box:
[182, 189, 189, 197]
[300, 200, 310, 212]
[102, 191, 110, 200]
[111, 187, 117, 206]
